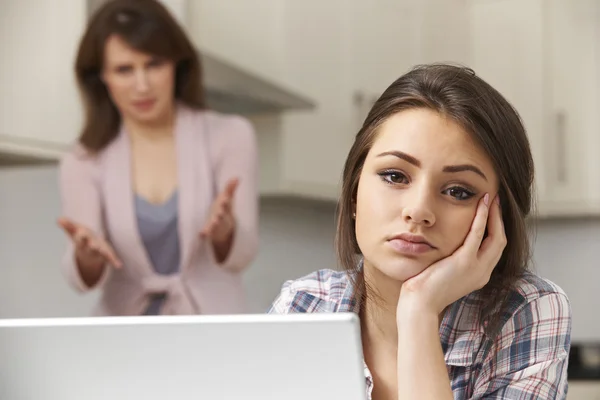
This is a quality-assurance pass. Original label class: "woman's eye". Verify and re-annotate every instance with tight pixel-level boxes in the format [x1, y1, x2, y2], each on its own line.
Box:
[116, 65, 132, 74]
[378, 171, 408, 185]
[444, 186, 475, 201]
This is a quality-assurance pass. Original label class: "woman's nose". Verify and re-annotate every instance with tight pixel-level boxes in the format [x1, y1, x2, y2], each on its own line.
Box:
[400, 189, 436, 227]
[133, 69, 150, 92]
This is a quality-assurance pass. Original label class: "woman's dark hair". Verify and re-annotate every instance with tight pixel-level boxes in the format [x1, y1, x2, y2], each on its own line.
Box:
[335, 63, 535, 336]
[75, 0, 205, 152]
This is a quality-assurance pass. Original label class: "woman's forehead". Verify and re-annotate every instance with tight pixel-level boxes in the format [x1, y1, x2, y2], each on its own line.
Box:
[368, 109, 492, 168]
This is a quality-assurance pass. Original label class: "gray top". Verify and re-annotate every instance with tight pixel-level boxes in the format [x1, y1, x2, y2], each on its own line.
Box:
[135, 191, 181, 315]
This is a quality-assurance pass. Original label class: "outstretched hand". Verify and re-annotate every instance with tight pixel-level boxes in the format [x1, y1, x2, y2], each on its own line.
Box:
[57, 217, 122, 269]
[398, 193, 506, 316]
[200, 177, 239, 244]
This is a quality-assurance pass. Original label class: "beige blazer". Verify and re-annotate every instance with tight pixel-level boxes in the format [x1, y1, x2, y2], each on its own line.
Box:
[59, 105, 259, 316]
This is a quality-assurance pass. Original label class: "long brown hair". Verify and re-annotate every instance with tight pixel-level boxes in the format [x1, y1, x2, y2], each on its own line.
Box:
[335, 63, 535, 336]
[75, 0, 205, 152]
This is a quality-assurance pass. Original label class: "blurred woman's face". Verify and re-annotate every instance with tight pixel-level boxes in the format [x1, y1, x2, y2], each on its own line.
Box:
[355, 108, 499, 285]
[101, 34, 175, 126]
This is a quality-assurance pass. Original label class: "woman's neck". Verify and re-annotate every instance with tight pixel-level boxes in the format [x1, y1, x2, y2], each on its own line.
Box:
[124, 105, 176, 141]
[360, 267, 403, 348]
[361, 298, 398, 349]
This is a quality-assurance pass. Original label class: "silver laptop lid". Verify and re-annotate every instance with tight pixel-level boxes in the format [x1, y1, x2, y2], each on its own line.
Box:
[0, 313, 366, 400]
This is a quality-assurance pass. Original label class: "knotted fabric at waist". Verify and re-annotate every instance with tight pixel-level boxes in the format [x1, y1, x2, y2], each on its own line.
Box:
[141, 274, 197, 315]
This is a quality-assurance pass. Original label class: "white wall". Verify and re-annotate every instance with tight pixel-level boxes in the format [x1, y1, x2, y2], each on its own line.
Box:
[0, 166, 598, 342]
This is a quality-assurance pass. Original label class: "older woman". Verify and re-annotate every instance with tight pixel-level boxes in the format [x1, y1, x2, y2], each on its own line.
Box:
[57, 0, 259, 316]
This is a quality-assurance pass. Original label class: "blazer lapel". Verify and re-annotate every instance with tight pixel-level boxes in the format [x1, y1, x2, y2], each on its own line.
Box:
[175, 105, 214, 273]
[103, 128, 155, 275]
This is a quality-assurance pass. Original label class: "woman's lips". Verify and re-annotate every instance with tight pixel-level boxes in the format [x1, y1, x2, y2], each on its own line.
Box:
[387, 238, 434, 255]
[133, 99, 156, 111]
[387, 233, 435, 255]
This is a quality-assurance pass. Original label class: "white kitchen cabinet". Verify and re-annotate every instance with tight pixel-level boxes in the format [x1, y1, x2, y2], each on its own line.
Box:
[417, 0, 471, 66]
[275, 0, 429, 201]
[187, 0, 286, 84]
[568, 381, 600, 400]
[348, 0, 421, 130]
[467, 0, 547, 210]
[272, 0, 475, 201]
[187, 1, 337, 199]
[186, 0, 600, 208]
[272, 0, 355, 201]
[467, 0, 600, 217]
[0, 0, 86, 158]
[349, 0, 471, 133]
[542, 0, 600, 216]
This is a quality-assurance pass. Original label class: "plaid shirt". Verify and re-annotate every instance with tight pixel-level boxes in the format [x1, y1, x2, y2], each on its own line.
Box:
[268, 268, 571, 399]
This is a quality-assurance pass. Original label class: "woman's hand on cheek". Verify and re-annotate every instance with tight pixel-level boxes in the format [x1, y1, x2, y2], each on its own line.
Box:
[397, 193, 506, 318]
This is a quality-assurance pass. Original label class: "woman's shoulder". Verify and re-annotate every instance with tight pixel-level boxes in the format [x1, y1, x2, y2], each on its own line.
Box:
[450, 271, 570, 344]
[474, 271, 571, 339]
[464, 270, 570, 318]
[505, 271, 571, 329]
[511, 270, 569, 305]
[268, 269, 355, 314]
[59, 142, 105, 179]
[184, 106, 255, 138]
[444, 271, 571, 374]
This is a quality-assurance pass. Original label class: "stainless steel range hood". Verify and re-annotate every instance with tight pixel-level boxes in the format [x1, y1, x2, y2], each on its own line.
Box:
[200, 52, 315, 115]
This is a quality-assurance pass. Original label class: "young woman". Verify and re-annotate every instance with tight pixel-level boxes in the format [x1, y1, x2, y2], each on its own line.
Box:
[269, 64, 571, 399]
[57, 0, 259, 316]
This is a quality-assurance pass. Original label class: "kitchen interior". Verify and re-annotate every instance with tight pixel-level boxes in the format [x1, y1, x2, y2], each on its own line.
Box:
[0, 0, 599, 398]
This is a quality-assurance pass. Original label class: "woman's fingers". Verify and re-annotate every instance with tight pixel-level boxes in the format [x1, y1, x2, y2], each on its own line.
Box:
[58, 218, 90, 250]
[57, 217, 79, 238]
[74, 230, 90, 250]
[200, 218, 216, 238]
[59, 218, 123, 268]
[219, 178, 238, 213]
[478, 195, 507, 266]
[223, 178, 239, 200]
[98, 243, 123, 269]
[462, 193, 491, 258]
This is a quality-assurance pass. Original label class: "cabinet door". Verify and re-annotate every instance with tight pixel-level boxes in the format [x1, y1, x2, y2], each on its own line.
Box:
[466, 0, 548, 212]
[417, 0, 471, 66]
[0, 0, 86, 151]
[348, 0, 420, 131]
[276, 0, 354, 200]
[188, 0, 285, 82]
[544, 0, 600, 215]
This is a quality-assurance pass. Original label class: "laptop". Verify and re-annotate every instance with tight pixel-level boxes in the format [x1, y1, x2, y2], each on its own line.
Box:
[0, 313, 366, 400]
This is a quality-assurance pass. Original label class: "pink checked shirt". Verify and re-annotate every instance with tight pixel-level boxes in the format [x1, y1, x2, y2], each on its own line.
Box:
[269, 268, 571, 399]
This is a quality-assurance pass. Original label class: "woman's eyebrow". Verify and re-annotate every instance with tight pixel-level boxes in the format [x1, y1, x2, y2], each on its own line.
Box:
[377, 151, 420, 167]
[376, 150, 487, 181]
[443, 164, 487, 181]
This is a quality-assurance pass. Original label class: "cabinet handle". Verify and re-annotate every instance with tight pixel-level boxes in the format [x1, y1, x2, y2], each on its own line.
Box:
[555, 111, 567, 184]
[353, 91, 365, 131]
[353, 91, 378, 130]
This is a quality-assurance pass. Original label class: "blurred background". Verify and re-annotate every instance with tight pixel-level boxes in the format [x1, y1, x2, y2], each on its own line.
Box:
[0, 0, 599, 395]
